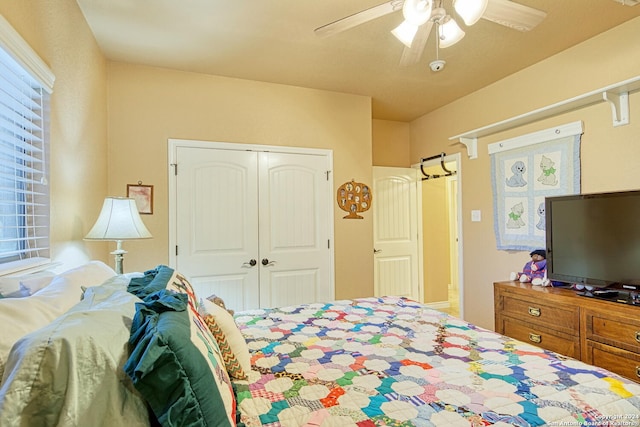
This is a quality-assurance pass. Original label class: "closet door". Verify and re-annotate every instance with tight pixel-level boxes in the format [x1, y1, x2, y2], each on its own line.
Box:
[175, 147, 260, 310]
[257, 152, 332, 308]
[173, 142, 334, 310]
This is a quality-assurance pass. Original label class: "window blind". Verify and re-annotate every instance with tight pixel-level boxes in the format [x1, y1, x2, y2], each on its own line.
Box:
[0, 15, 53, 272]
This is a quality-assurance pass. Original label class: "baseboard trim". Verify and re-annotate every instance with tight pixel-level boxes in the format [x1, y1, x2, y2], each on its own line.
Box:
[423, 300, 450, 310]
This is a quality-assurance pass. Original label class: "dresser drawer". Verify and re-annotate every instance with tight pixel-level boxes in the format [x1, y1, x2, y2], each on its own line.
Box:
[584, 340, 640, 383]
[584, 310, 640, 353]
[500, 293, 579, 335]
[500, 318, 580, 359]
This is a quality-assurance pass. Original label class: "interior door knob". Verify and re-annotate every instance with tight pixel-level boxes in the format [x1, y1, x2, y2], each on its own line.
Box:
[243, 259, 257, 267]
[261, 258, 276, 266]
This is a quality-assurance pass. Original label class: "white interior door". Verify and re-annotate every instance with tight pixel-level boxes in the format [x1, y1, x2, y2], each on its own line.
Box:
[372, 167, 422, 301]
[171, 140, 334, 310]
[175, 147, 260, 310]
[258, 152, 333, 308]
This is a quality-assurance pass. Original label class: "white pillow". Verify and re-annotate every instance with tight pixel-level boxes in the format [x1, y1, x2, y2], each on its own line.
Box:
[0, 278, 150, 425]
[0, 277, 27, 299]
[19, 271, 56, 295]
[34, 261, 116, 296]
[0, 270, 57, 299]
[0, 261, 116, 379]
[199, 297, 251, 376]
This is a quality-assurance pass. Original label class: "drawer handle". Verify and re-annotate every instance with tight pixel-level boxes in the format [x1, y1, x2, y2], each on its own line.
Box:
[636, 331, 640, 343]
[528, 306, 541, 317]
[529, 333, 542, 344]
[637, 366, 640, 379]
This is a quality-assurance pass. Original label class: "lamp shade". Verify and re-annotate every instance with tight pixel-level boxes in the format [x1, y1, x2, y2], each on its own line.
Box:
[85, 197, 152, 240]
[438, 17, 465, 48]
[391, 20, 420, 48]
[453, 0, 488, 26]
[402, 0, 433, 26]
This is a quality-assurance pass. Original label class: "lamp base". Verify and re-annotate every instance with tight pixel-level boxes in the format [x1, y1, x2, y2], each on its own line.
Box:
[111, 240, 127, 275]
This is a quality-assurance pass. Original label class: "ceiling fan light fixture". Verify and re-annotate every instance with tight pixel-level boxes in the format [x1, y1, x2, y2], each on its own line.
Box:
[453, 0, 489, 26]
[391, 20, 419, 48]
[438, 17, 465, 48]
[402, 0, 433, 25]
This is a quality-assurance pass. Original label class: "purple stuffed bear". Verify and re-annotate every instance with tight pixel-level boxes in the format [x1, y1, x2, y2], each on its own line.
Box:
[516, 249, 547, 283]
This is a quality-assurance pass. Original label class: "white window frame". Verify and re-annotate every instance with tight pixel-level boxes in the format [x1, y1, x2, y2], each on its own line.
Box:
[0, 15, 55, 275]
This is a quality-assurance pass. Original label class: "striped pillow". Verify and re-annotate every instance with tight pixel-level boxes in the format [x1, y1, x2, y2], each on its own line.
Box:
[202, 313, 247, 380]
[199, 297, 251, 380]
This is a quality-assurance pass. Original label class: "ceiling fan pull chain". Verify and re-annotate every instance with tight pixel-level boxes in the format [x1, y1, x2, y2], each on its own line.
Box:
[435, 24, 440, 59]
[429, 22, 446, 72]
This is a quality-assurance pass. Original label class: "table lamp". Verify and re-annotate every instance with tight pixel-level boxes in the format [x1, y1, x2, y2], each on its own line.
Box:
[85, 197, 152, 274]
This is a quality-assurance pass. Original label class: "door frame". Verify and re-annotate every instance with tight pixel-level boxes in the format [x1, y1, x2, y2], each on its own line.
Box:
[168, 139, 336, 296]
[413, 152, 464, 319]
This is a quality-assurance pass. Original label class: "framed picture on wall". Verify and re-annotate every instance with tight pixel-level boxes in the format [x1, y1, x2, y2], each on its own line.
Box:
[127, 183, 153, 214]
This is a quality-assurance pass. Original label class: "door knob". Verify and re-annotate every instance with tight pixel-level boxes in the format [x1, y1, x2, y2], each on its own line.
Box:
[243, 259, 257, 267]
[374, 248, 382, 254]
[261, 258, 276, 266]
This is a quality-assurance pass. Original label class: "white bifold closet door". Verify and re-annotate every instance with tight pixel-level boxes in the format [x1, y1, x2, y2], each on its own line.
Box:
[174, 145, 333, 310]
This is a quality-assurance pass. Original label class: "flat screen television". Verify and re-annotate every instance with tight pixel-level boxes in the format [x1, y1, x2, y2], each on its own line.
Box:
[545, 190, 640, 289]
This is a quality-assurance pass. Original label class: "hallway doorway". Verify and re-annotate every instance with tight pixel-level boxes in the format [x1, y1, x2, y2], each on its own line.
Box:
[418, 153, 462, 318]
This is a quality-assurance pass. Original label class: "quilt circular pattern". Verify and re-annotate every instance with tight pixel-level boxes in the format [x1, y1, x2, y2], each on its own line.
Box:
[233, 297, 640, 427]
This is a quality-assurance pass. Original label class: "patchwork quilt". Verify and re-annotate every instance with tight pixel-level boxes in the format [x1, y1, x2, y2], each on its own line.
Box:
[234, 297, 640, 427]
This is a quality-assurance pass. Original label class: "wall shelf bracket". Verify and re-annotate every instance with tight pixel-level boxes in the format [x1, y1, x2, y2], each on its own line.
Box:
[449, 75, 640, 159]
[602, 90, 629, 127]
[458, 137, 478, 159]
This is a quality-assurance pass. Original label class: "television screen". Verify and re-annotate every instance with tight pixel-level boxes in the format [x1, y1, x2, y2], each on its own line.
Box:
[545, 190, 640, 289]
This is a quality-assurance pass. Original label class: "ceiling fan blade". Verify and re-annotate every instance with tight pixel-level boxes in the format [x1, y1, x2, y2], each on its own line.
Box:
[399, 20, 433, 67]
[482, 0, 546, 32]
[314, 1, 404, 38]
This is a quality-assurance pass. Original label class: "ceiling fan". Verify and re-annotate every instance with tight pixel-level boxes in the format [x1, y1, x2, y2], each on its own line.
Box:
[315, 0, 547, 70]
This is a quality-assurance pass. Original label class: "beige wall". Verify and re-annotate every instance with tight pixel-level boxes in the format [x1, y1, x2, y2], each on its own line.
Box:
[422, 179, 451, 303]
[372, 119, 411, 167]
[0, 0, 109, 271]
[410, 17, 640, 329]
[106, 63, 374, 299]
[4, 2, 639, 324]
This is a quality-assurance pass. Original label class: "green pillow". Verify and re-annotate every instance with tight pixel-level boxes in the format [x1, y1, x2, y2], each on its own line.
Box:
[125, 290, 235, 427]
[127, 265, 175, 299]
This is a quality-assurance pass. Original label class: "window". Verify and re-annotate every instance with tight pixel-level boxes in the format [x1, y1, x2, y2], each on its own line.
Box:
[0, 15, 54, 274]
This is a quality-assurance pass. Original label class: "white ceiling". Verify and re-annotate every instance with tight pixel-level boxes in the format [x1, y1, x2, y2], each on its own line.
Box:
[75, 0, 640, 122]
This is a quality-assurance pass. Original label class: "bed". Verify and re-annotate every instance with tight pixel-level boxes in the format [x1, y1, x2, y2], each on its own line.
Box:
[1, 263, 639, 427]
[233, 297, 640, 426]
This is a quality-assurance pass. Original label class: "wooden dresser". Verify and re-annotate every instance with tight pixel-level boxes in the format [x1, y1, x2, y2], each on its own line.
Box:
[494, 281, 640, 382]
